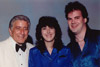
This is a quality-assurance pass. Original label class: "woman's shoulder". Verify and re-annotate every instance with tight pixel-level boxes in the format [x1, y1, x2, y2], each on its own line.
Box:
[59, 46, 71, 55]
[30, 47, 40, 54]
[60, 46, 70, 51]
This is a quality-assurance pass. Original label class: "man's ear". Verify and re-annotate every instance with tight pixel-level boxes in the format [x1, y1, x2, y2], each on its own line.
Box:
[9, 28, 12, 36]
[84, 18, 87, 23]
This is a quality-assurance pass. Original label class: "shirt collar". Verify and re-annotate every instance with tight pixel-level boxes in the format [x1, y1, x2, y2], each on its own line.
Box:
[84, 26, 91, 42]
[43, 48, 57, 55]
[8, 36, 22, 51]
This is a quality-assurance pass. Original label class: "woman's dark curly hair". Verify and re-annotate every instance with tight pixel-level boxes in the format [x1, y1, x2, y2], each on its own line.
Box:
[36, 16, 64, 53]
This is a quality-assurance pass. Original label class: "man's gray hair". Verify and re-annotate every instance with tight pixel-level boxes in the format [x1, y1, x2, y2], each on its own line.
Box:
[9, 15, 31, 30]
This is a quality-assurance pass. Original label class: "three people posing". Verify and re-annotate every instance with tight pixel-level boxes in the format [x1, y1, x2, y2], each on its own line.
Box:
[0, 1, 100, 67]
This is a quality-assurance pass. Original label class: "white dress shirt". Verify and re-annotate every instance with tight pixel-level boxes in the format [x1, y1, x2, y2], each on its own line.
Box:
[11, 38, 34, 67]
[15, 45, 30, 67]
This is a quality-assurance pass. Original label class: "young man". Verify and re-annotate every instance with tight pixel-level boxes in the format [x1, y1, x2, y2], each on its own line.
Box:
[65, 1, 100, 67]
[0, 15, 34, 67]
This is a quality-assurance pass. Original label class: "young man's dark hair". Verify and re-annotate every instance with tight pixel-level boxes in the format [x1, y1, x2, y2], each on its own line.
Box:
[65, 1, 89, 23]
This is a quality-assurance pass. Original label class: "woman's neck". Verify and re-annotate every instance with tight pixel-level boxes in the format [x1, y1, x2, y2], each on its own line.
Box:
[45, 40, 54, 55]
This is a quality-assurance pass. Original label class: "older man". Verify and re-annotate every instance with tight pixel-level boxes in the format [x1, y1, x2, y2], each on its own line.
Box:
[0, 15, 34, 67]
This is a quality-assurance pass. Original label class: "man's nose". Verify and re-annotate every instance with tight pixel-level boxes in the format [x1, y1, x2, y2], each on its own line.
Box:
[20, 29, 24, 34]
[71, 19, 75, 23]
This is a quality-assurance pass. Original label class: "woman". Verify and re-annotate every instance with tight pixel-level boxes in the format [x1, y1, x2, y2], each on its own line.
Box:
[29, 16, 72, 67]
